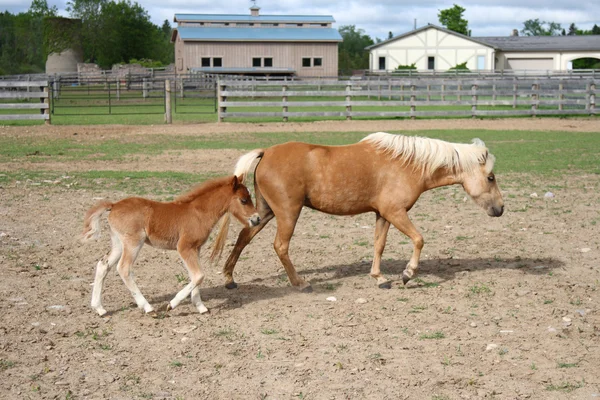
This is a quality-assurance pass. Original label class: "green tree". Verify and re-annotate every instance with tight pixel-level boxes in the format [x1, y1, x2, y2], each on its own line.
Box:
[67, 0, 107, 63]
[568, 23, 577, 35]
[338, 25, 374, 74]
[521, 19, 562, 36]
[438, 4, 469, 35]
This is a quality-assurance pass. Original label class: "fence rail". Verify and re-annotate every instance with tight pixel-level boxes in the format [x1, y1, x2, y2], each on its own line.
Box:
[217, 77, 597, 122]
[0, 80, 50, 122]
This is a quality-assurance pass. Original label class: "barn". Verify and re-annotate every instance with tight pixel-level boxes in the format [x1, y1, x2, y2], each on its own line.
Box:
[171, 5, 343, 77]
[366, 24, 600, 72]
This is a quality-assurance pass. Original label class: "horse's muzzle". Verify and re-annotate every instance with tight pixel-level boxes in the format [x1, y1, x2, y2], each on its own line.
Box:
[489, 205, 504, 217]
[249, 214, 261, 227]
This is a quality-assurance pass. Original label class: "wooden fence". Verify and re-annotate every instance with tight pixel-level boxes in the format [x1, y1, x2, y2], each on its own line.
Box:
[217, 77, 597, 122]
[0, 80, 50, 123]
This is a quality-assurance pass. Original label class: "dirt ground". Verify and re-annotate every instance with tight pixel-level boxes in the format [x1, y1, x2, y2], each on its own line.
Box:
[1, 119, 599, 400]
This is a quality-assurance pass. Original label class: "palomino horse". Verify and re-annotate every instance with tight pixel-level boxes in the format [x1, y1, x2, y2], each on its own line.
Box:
[215, 132, 504, 292]
[81, 175, 260, 316]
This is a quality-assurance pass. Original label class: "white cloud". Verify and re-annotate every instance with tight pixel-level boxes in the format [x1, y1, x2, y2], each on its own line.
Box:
[1, 0, 598, 39]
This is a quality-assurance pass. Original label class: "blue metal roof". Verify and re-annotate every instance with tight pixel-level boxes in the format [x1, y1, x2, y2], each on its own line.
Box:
[174, 14, 335, 23]
[176, 27, 342, 42]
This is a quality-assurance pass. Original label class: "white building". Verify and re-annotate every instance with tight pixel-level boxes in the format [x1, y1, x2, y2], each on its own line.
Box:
[367, 24, 600, 72]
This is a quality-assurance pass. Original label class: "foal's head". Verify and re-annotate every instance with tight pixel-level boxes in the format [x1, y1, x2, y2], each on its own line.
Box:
[229, 175, 261, 227]
[461, 150, 504, 217]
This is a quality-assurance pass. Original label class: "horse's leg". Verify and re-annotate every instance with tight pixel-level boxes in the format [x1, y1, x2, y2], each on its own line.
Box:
[383, 209, 424, 285]
[116, 237, 154, 313]
[272, 207, 311, 292]
[169, 244, 206, 313]
[223, 186, 274, 289]
[91, 230, 122, 316]
[370, 213, 392, 289]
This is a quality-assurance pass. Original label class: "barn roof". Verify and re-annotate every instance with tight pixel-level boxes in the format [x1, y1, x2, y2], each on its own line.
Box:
[474, 35, 600, 52]
[174, 26, 342, 42]
[366, 24, 600, 53]
[174, 14, 335, 24]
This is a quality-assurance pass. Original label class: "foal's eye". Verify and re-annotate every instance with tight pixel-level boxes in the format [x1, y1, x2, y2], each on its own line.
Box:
[240, 198, 248, 205]
[487, 175, 495, 182]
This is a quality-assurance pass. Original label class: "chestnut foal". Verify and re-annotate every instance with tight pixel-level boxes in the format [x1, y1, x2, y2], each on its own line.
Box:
[81, 175, 260, 316]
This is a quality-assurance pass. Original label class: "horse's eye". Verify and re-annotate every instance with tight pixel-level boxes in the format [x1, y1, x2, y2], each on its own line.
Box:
[487, 175, 495, 182]
[240, 198, 248, 205]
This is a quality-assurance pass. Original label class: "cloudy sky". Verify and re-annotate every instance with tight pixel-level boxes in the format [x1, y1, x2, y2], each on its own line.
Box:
[1, 0, 598, 39]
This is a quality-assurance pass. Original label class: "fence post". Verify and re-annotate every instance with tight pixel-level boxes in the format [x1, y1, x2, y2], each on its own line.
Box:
[471, 84, 478, 119]
[282, 84, 288, 122]
[457, 83, 462, 102]
[43, 85, 51, 125]
[388, 80, 392, 101]
[346, 82, 352, 121]
[410, 84, 416, 120]
[116, 79, 120, 101]
[143, 78, 148, 99]
[165, 79, 172, 124]
[513, 81, 517, 109]
[588, 82, 596, 115]
[441, 84, 445, 101]
[218, 79, 226, 123]
[531, 82, 538, 117]
[559, 82, 564, 111]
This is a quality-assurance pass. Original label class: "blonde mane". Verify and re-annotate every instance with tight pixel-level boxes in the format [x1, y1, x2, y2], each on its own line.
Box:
[362, 132, 495, 175]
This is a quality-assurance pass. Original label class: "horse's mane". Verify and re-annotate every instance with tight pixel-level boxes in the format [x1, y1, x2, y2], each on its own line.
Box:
[174, 176, 232, 203]
[361, 132, 495, 175]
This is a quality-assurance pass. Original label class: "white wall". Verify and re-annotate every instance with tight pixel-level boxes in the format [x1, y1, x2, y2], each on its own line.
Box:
[497, 51, 600, 70]
[369, 26, 495, 72]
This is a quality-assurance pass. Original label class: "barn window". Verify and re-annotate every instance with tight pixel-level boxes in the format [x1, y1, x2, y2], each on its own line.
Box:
[264, 58, 273, 67]
[252, 58, 262, 67]
[313, 58, 322, 67]
[213, 58, 222, 67]
[378, 57, 386, 70]
[302, 58, 311, 67]
[201, 58, 210, 67]
[428, 56, 435, 70]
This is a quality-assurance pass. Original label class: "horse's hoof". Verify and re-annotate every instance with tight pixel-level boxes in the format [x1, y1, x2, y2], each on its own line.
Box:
[165, 303, 173, 312]
[402, 273, 411, 285]
[378, 281, 392, 289]
[225, 281, 238, 290]
[300, 284, 313, 293]
[148, 310, 159, 318]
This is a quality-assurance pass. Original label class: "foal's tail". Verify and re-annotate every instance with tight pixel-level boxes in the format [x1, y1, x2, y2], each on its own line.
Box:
[210, 149, 265, 262]
[81, 201, 113, 242]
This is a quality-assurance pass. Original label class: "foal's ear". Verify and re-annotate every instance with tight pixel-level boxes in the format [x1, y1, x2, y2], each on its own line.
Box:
[232, 175, 240, 191]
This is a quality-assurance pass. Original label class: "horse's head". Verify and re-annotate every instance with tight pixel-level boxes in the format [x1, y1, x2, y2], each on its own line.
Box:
[461, 153, 504, 217]
[230, 175, 260, 227]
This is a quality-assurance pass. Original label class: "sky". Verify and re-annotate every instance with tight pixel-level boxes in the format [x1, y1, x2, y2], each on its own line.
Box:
[1, 0, 598, 39]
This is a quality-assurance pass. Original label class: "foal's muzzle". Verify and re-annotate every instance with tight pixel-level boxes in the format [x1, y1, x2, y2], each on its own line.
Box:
[489, 205, 504, 217]
[249, 214, 261, 227]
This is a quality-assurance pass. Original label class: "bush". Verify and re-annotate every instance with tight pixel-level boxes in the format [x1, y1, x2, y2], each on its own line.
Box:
[449, 62, 469, 71]
[396, 63, 417, 70]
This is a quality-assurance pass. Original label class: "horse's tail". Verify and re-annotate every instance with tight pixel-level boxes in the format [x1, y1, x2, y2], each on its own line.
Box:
[234, 149, 264, 184]
[81, 200, 113, 242]
[210, 149, 265, 262]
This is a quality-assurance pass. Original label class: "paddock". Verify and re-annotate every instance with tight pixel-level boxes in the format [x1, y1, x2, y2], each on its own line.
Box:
[0, 120, 598, 399]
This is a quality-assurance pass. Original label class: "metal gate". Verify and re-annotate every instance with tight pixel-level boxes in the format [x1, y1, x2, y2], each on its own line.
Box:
[173, 75, 217, 114]
[50, 75, 166, 116]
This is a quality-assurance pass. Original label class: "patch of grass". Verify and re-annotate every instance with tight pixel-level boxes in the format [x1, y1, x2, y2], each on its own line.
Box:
[557, 362, 579, 368]
[322, 282, 341, 291]
[396, 297, 409, 302]
[419, 331, 445, 340]
[469, 283, 492, 295]
[175, 273, 188, 284]
[353, 239, 369, 247]
[261, 328, 278, 335]
[409, 305, 427, 313]
[412, 277, 440, 288]
[170, 360, 183, 367]
[214, 328, 236, 340]
[546, 380, 585, 392]
[0, 359, 15, 371]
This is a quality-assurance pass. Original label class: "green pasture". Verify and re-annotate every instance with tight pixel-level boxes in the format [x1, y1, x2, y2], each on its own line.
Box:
[1, 129, 598, 196]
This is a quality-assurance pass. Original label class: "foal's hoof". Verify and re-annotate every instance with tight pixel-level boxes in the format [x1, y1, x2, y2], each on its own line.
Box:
[402, 273, 411, 285]
[225, 281, 238, 290]
[378, 281, 392, 289]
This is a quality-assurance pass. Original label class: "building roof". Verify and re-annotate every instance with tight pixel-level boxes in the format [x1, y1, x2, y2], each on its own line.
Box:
[174, 13, 335, 24]
[174, 26, 342, 42]
[366, 23, 600, 53]
[474, 35, 600, 52]
[366, 24, 497, 50]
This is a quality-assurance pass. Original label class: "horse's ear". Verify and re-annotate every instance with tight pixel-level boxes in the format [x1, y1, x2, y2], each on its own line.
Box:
[232, 175, 240, 191]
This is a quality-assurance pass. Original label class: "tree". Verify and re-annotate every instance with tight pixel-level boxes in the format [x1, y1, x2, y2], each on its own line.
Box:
[438, 4, 469, 35]
[338, 25, 374, 75]
[568, 23, 577, 35]
[521, 19, 562, 36]
[388, 31, 393, 40]
[67, 0, 106, 62]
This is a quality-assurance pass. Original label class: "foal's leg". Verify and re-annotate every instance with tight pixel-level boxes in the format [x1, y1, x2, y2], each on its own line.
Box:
[223, 189, 275, 289]
[168, 243, 206, 313]
[383, 209, 424, 285]
[91, 230, 122, 316]
[370, 213, 392, 289]
[117, 236, 154, 313]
